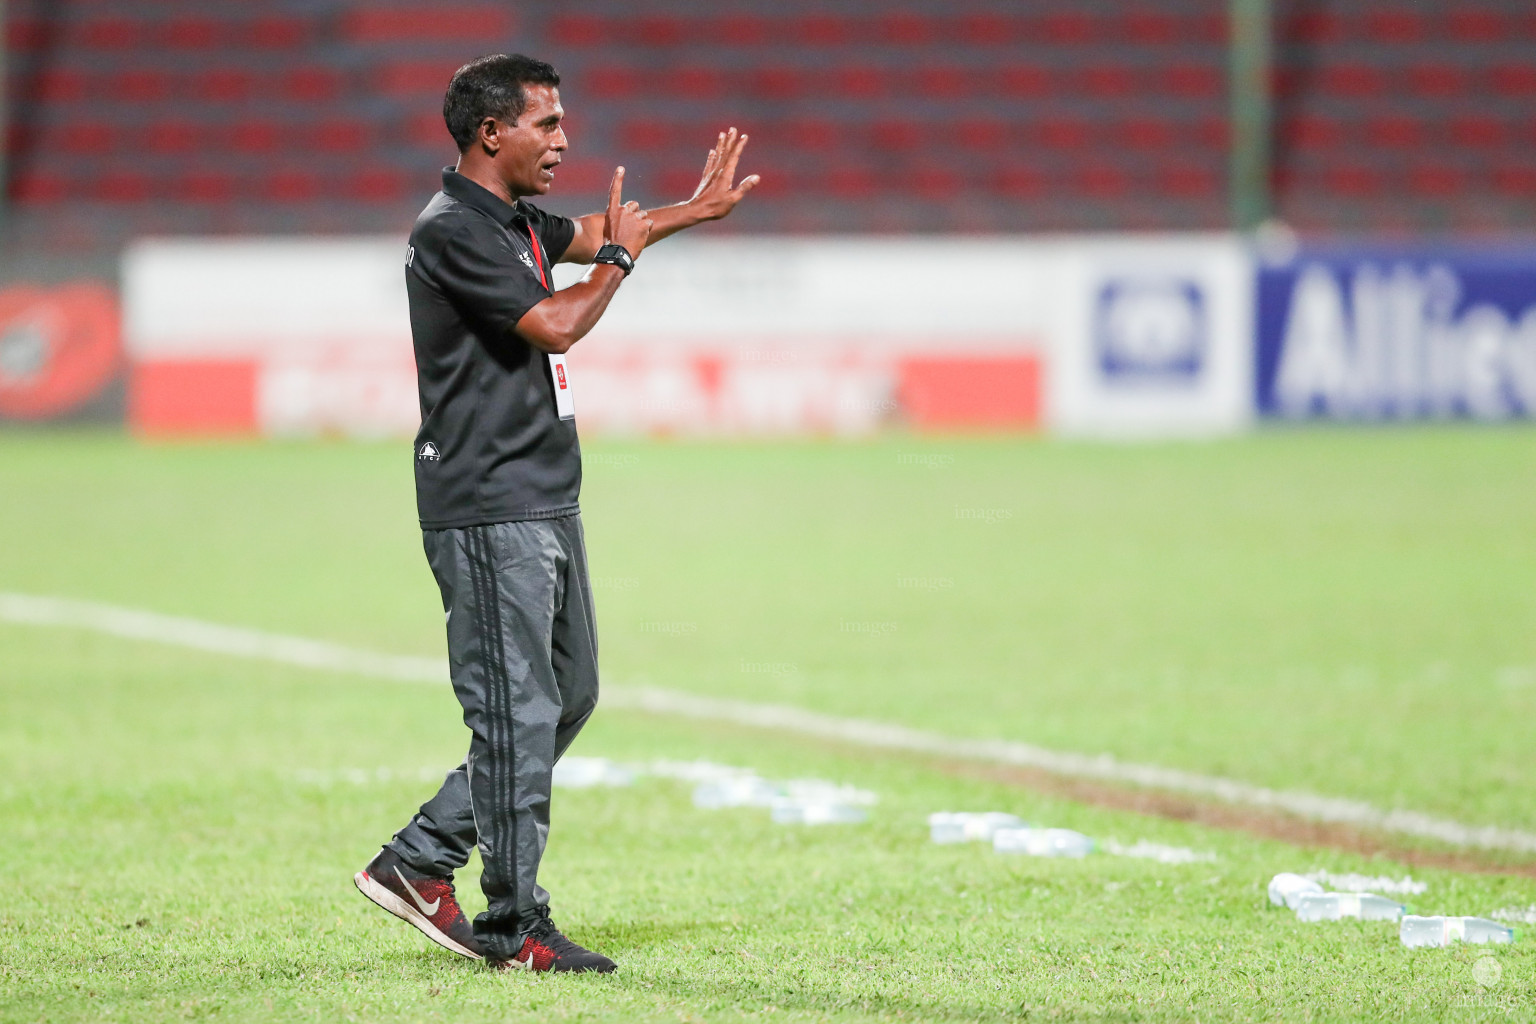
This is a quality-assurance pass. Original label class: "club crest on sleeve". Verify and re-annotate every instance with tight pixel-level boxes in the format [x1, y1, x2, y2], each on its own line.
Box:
[417, 442, 441, 461]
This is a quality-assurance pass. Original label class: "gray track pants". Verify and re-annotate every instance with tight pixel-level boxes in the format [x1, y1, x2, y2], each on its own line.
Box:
[386, 514, 599, 959]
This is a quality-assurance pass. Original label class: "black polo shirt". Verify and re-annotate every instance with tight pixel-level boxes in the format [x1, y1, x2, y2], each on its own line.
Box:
[406, 169, 580, 529]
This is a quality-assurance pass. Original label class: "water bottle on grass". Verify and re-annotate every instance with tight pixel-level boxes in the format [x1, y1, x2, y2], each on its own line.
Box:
[1267, 872, 1324, 909]
[1293, 892, 1404, 922]
[993, 827, 1094, 858]
[1400, 916, 1515, 948]
[929, 812, 1024, 844]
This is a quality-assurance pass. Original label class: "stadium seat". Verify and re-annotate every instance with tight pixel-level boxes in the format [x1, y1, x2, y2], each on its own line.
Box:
[143, 121, 202, 155]
[1406, 62, 1471, 98]
[281, 66, 345, 103]
[671, 66, 726, 99]
[1362, 9, 1427, 42]
[547, 14, 607, 46]
[832, 65, 887, 99]
[1447, 116, 1508, 150]
[1318, 63, 1387, 99]
[342, 6, 512, 44]
[9, 172, 70, 204]
[7, 17, 45, 52]
[93, 171, 153, 203]
[956, 13, 1024, 45]
[263, 169, 323, 202]
[1285, 11, 1346, 44]
[1445, 9, 1505, 42]
[704, 15, 770, 46]
[245, 16, 311, 49]
[634, 15, 686, 47]
[195, 69, 255, 103]
[1156, 162, 1220, 199]
[1489, 64, 1536, 98]
[180, 171, 238, 204]
[1323, 162, 1384, 197]
[993, 165, 1049, 199]
[1076, 162, 1132, 198]
[1081, 64, 1137, 98]
[998, 65, 1051, 98]
[1037, 12, 1096, 44]
[117, 69, 173, 102]
[876, 12, 939, 45]
[793, 14, 854, 46]
[1035, 117, 1093, 150]
[1364, 115, 1426, 150]
[1119, 118, 1177, 151]
[1164, 63, 1222, 99]
[1406, 163, 1469, 196]
[956, 118, 1008, 151]
[75, 18, 143, 50]
[870, 120, 923, 152]
[1123, 10, 1180, 45]
[159, 16, 224, 50]
[376, 60, 461, 98]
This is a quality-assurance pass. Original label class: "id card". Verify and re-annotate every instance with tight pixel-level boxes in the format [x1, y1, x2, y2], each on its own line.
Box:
[548, 353, 575, 420]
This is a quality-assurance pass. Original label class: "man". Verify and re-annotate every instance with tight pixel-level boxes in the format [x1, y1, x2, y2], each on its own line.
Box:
[352, 54, 757, 973]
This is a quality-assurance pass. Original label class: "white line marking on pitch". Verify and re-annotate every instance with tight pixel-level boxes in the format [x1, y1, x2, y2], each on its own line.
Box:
[5, 590, 1534, 856]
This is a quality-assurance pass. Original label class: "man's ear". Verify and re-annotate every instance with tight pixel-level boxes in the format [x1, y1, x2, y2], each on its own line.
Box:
[478, 117, 501, 155]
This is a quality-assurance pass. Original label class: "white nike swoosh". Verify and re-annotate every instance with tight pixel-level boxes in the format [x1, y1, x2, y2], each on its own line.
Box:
[393, 866, 441, 917]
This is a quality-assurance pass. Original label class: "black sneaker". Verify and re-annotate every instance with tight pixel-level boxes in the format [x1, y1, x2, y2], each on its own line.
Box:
[353, 847, 483, 960]
[487, 912, 616, 974]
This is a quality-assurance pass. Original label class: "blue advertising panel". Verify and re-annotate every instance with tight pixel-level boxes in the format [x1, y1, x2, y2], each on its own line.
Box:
[1256, 246, 1536, 420]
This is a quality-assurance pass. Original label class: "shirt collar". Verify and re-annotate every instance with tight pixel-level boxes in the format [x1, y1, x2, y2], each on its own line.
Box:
[441, 168, 529, 227]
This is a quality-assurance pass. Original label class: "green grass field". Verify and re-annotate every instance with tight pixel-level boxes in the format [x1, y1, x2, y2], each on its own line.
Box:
[3, 429, 1535, 1021]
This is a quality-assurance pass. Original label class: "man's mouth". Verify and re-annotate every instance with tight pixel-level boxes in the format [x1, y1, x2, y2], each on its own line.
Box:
[540, 159, 560, 179]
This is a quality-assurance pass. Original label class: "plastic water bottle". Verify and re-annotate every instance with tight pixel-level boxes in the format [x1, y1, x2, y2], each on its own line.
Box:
[992, 827, 1094, 858]
[1400, 915, 1515, 948]
[929, 812, 1024, 844]
[1294, 892, 1404, 922]
[770, 800, 867, 825]
[692, 776, 779, 809]
[1268, 872, 1324, 909]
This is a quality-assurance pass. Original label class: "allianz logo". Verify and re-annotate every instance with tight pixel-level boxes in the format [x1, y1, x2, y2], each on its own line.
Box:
[1273, 263, 1536, 418]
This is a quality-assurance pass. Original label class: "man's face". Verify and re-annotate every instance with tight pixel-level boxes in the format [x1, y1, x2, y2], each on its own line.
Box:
[497, 84, 566, 197]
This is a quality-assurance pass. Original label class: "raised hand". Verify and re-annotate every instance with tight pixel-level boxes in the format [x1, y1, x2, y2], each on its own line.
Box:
[604, 165, 653, 256]
[687, 127, 760, 221]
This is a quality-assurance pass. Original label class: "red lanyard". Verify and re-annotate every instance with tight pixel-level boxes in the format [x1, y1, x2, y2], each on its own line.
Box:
[526, 226, 549, 290]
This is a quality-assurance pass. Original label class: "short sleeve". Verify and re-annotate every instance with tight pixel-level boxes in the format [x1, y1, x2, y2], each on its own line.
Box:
[529, 207, 576, 263]
[429, 219, 550, 332]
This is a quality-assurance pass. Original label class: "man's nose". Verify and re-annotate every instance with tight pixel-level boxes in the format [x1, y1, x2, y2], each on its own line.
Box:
[552, 127, 568, 150]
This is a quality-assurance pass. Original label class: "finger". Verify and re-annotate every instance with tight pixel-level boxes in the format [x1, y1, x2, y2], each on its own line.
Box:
[722, 131, 747, 182]
[624, 200, 640, 212]
[607, 166, 625, 215]
[735, 174, 761, 194]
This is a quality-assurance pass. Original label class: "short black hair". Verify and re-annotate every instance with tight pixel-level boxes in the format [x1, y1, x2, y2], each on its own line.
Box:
[443, 54, 560, 151]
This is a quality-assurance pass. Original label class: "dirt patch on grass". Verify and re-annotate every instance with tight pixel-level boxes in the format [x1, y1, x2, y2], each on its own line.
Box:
[941, 759, 1536, 878]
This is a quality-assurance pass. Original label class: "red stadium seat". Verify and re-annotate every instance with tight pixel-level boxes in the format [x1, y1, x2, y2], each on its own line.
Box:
[1283, 114, 1346, 151]
[1076, 162, 1132, 198]
[1406, 163, 1468, 196]
[1319, 62, 1387, 99]
[1323, 163, 1384, 197]
[1362, 9, 1427, 42]
[94, 171, 153, 203]
[7, 17, 45, 51]
[264, 169, 323, 202]
[1032, 118, 1093, 150]
[993, 165, 1048, 199]
[832, 65, 887, 99]
[794, 14, 854, 46]
[1164, 63, 1222, 99]
[956, 118, 1008, 151]
[1446, 9, 1505, 42]
[956, 13, 1024, 45]
[181, 171, 238, 204]
[1489, 64, 1536, 98]
[634, 16, 686, 47]
[1493, 165, 1536, 195]
[76, 18, 143, 50]
[916, 65, 976, 99]
[1156, 162, 1220, 199]
[1119, 118, 1177, 151]
[27, 69, 89, 103]
[352, 169, 411, 204]
[547, 14, 608, 47]
[117, 69, 172, 102]
[159, 17, 223, 49]
[1406, 63, 1471, 98]
[870, 120, 923, 152]
[376, 60, 460, 98]
[197, 69, 255, 103]
[227, 120, 283, 155]
[1037, 12, 1096, 44]
[1285, 11, 1346, 44]
[586, 66, 644, 96]
[245, 16, 310, 49]
[1081, 64, 1137, 98]
[822, 164, 879, 198]
[1447, 116, 1508, 150]
[1123, 10, 1180, 45]
[707, 15, 770, 46]
[877, 12, 939, 45]
[998, 65, 1052, 98]
[144, 121, 202, 155]
[342, 6, 512, 44]
[671, 66, 726, 98]
[10, 172, 71, 204]
[281, 66, 345, 103]
[1364, 115, 1426, 149]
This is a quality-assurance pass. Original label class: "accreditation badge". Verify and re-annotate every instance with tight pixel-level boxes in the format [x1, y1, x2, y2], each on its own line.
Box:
[548, 352, 575, 420]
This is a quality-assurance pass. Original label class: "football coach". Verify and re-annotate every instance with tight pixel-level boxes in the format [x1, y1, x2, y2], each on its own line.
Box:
[353, 54, 758, 973]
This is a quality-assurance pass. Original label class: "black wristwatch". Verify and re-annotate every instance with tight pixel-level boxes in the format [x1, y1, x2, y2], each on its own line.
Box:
[592, 243, 635, 275]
